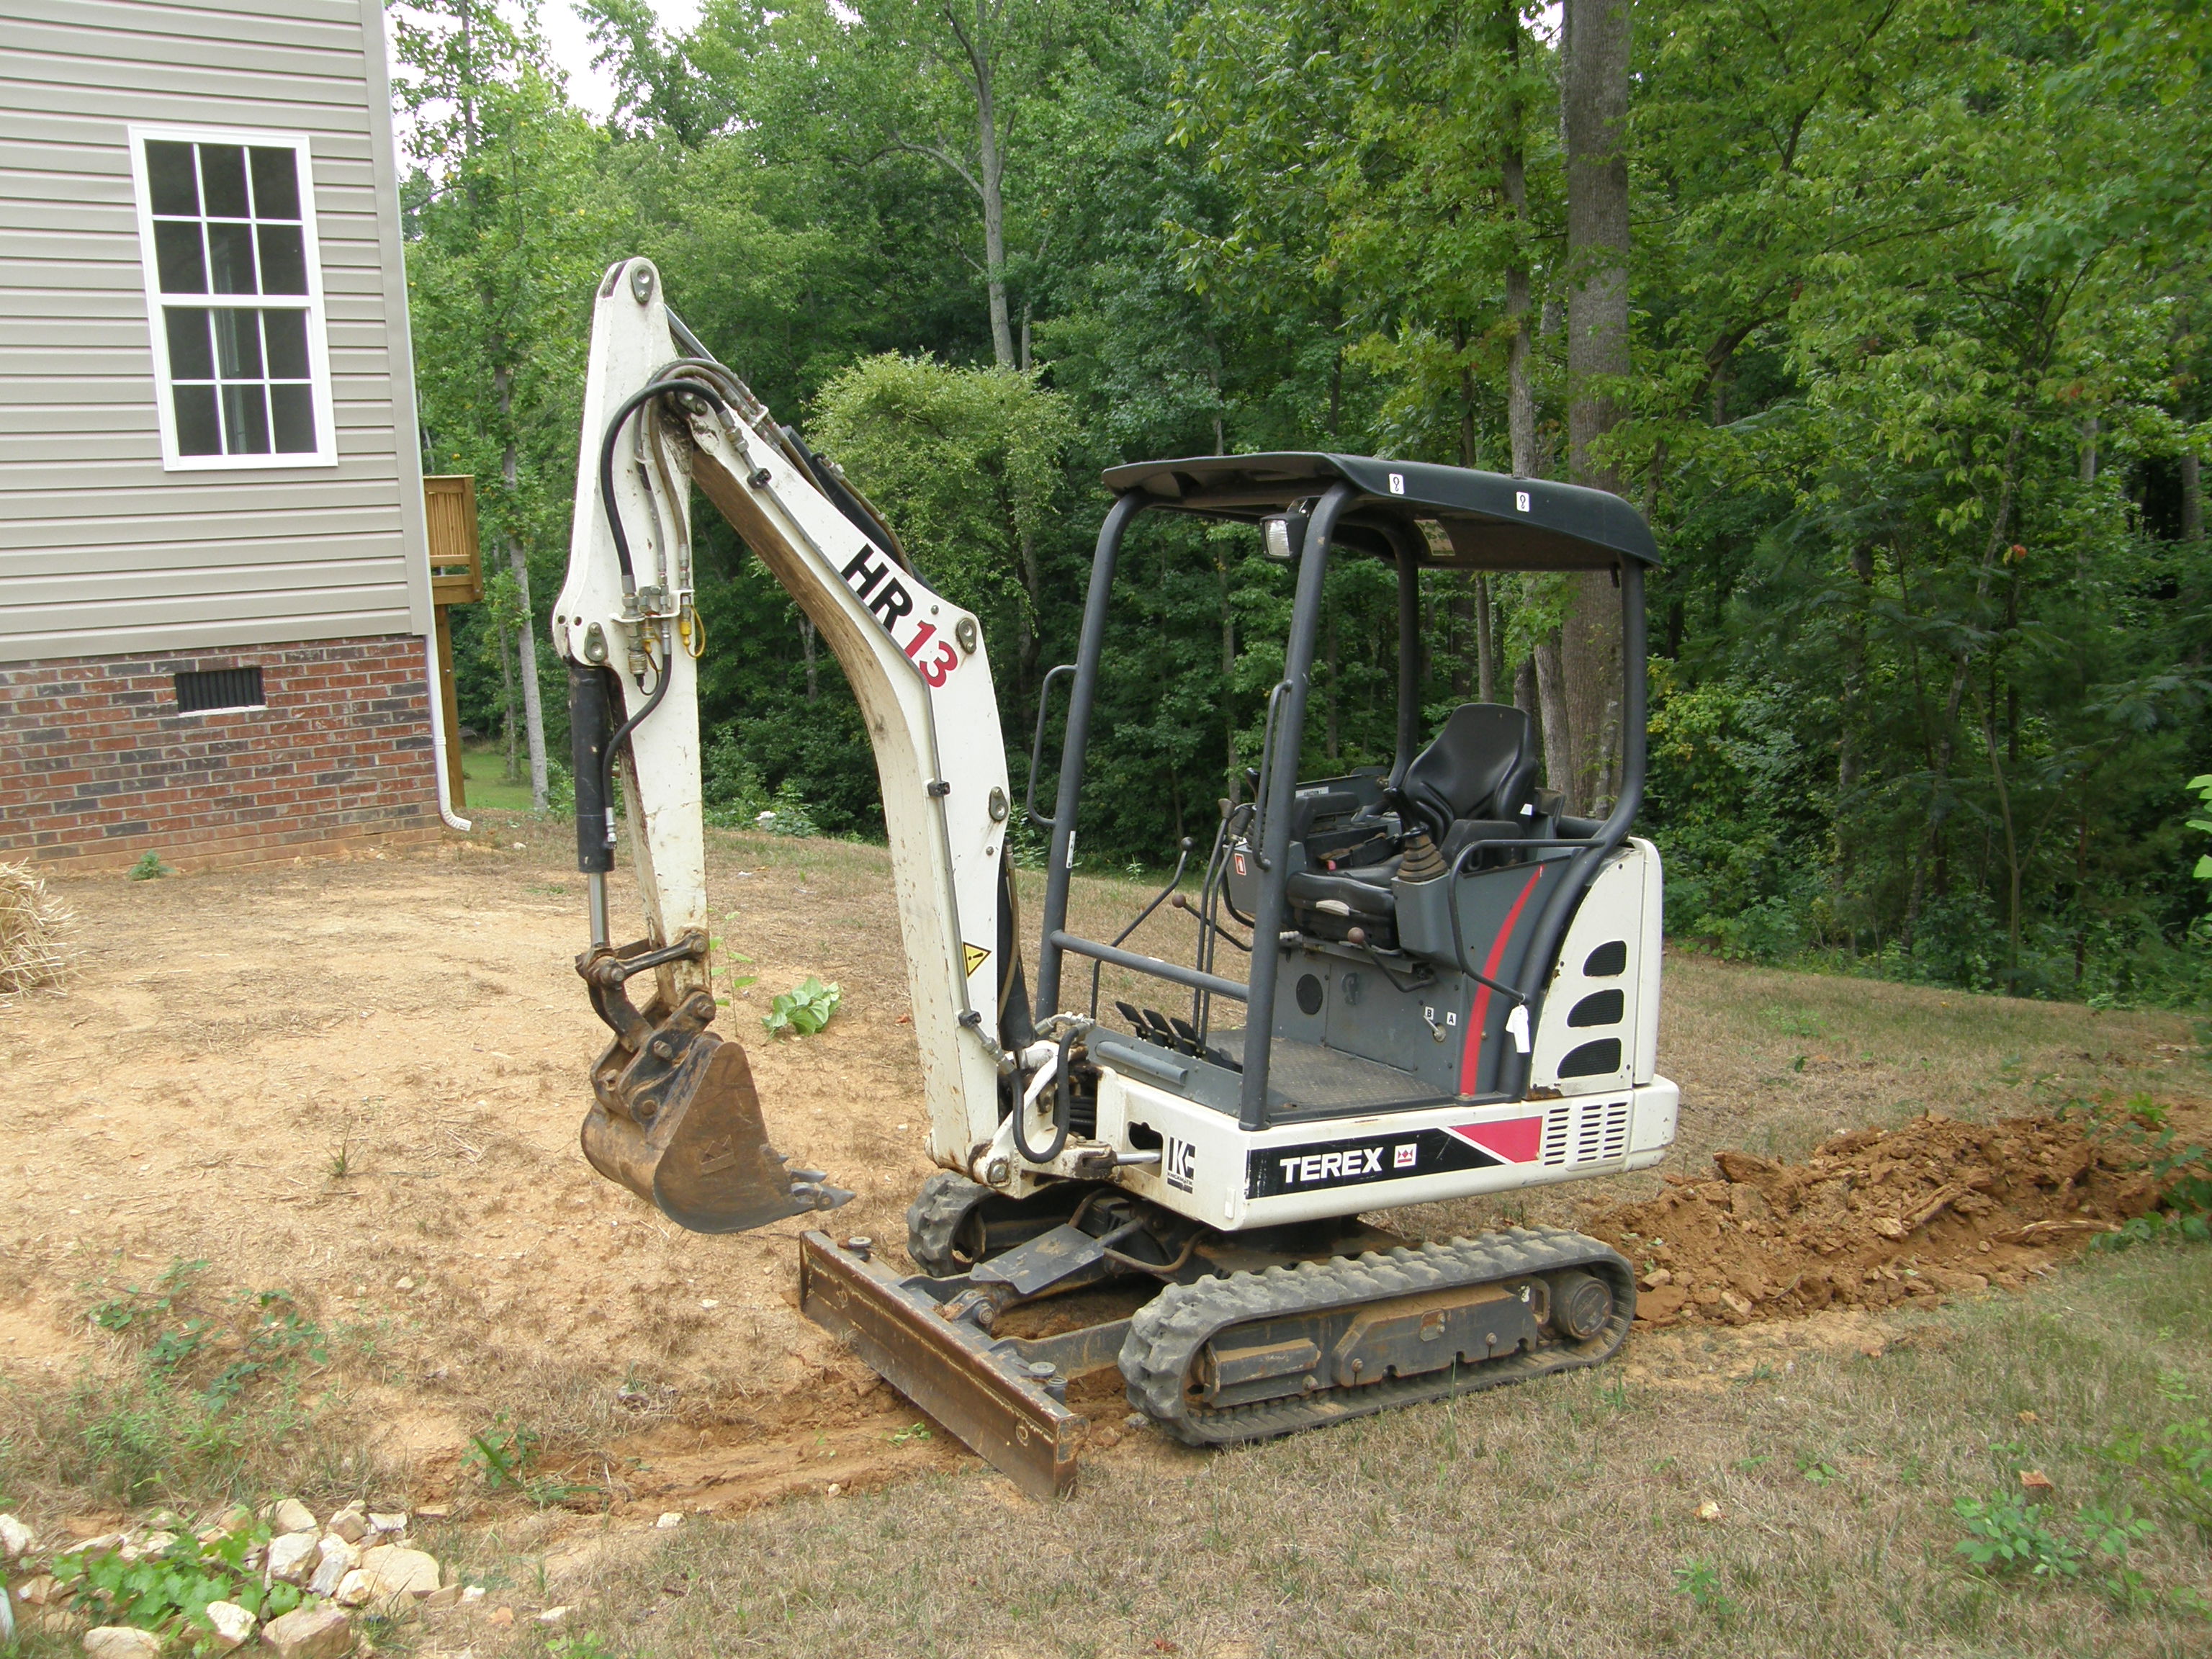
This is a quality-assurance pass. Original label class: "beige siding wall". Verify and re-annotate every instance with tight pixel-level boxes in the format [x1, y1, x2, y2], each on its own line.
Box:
[0, 0, 432, 662]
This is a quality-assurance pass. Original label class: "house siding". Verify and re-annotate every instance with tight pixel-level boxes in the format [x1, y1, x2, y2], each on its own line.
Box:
[0, 0, 435, 665]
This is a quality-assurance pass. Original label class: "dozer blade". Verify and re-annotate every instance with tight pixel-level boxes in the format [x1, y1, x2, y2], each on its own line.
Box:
[800, 1231, 1089, 1499]
[583, 1033, 853, 1233]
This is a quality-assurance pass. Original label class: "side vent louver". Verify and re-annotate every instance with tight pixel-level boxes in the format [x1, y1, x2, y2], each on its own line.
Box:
[1546, 1099, 1632, 1166]
[1542, 1105, 1571, 1166]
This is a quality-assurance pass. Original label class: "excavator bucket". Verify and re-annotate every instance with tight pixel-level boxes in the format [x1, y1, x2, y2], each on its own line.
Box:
[582, 1027, 853, 1233]
[575, 933, 853, 1233]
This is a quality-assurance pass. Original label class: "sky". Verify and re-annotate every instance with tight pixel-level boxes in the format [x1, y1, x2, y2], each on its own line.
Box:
[538, 0, 700, 120]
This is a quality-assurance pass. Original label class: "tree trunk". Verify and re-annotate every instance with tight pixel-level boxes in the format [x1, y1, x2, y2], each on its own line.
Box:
[2184, 450, 2204, 541]
[496, 365, 547, 812]
[966, 6, 1015, 368]
[1499, 0, 1537, 480]
[1515, 651, 1542, 762]
[2078, 415, 2098, 483]
[1559, 0, 1632, 814]
[496, 613, 518, 782]
[1475, 575, 1496, 703]
[1534, 633, 1572, 806]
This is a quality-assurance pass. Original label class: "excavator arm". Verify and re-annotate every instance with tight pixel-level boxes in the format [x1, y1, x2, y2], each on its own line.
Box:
[550, 256, 1040, 1231]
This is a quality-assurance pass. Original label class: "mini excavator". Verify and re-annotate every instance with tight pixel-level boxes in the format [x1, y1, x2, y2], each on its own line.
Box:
[550, 258, 1678, 1496]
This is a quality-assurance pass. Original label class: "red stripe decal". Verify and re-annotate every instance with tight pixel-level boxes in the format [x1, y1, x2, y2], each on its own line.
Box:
[1457, 866, 1547, 1093]
[1446, 1116, 1545, 1164]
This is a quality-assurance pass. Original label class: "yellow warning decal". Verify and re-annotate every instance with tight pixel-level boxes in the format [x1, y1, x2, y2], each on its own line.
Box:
[963, 942, 991, 978]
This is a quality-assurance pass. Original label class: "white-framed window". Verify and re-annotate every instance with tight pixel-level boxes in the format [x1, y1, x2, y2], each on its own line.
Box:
[127, 126, 338, 471]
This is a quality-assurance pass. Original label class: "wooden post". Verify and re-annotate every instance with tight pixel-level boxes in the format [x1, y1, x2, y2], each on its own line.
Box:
[423, 475, 484, 809]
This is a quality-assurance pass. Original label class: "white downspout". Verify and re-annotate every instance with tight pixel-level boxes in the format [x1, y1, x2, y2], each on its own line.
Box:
[423, 631, 471, 832]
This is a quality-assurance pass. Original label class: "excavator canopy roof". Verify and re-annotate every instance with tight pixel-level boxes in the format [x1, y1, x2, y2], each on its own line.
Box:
[1100, 451, 1658, 571]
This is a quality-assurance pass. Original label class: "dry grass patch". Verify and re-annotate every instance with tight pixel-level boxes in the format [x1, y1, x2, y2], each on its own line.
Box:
[0, 860, 71, 997]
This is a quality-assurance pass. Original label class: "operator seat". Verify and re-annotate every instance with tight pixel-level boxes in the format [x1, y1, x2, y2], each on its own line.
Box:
[1284, 702, 1539, 945]
[1397, 702, 1539, 858]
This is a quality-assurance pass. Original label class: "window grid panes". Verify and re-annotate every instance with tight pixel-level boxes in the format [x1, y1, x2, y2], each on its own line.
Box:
[135, 134, 327, 464]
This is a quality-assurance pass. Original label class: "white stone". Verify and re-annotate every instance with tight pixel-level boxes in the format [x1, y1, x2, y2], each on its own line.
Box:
[83, 1629, 163, 1659]
[332, 1571, 370, 1609]
[421, 1584, 463, 1611]
[325, 1510, 367, 1546]
[655, 1512, 683, 1529]
[271, 1500, 317, 1536]
[204, 1601, 256, 1653]
[365, 1511, 406, 1537]
[352, 1545, 442, 1605]
[264, 1532, 318, 1586]
[459, 1586, 485, 1604]
[259, 1605, 354, 1659]
[0, 1513, 33, 1558]
[305, 1537, 359, 1599]
[534, 1607, 571, 1626]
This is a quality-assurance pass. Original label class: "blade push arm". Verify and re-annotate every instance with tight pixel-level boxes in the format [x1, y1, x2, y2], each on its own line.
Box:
[550, 258, 1030, 1229]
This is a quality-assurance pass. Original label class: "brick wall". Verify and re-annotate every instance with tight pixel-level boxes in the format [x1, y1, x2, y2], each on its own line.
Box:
[1, 634, 445, 873]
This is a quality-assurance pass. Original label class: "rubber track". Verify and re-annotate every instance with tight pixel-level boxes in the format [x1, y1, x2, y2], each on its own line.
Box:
[905, 1171, 992, 1277]
[1118, 1226, 1637, 1446]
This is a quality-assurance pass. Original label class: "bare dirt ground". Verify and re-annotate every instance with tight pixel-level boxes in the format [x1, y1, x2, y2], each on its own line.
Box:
[0, 817, 2202, 1546]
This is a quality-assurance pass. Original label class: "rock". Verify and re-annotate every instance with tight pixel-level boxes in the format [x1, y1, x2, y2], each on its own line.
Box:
[259, 1605, 354, 1659]
[366, 1512, 407, 1538]
[485, 1607, 513, 1629]
[459, 1587, 485, 1605]
[421, 1584, 462, 1611]
[413, 1506, 451, 1522]
[205, 1601, 256, 1652]
[271, 1501, 318, 1536]
[1717, 1290, 1754, 1318]
[2020, 1468, 2055, 1493]
[352, 1545, 442, 1605]
[1871, 1217, 1907, 1240]
[536, 1606, 572, 1626]
[325, 1510, 367, 1546]
[656, 1512, 683, 1529]
[85, 1628, 163, 1658]
[1640, 1268, 1673, 1290]
[1694, 1499, 1722, 1522]
[0, 1513, 34, 1558]
[17, 1575, 59, 1607]
[333, 1573, 371, 1610]
[306, 1537, 359, 1599]
[1714, 1151, 1780, 1184]
[265, 1532, 318, 1586]
[122, 1532, 176, 1563]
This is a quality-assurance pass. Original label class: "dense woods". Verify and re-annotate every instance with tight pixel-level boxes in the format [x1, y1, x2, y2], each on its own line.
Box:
[399, 0, 2212, 1005]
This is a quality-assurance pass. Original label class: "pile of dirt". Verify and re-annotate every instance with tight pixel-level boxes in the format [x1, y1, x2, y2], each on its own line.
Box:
[1586, 1107, 2199, 1327]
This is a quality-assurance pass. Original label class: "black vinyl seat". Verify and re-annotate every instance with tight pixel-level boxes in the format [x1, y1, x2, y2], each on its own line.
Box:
[1285, 703, 1540, 945]
[1398, 703, 1538, 842]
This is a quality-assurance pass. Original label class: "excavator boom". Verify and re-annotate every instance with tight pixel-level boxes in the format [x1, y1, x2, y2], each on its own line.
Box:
[550, 258, 1017, 1230]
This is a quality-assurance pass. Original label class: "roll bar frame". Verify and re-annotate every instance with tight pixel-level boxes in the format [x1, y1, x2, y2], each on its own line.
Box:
[1033, 485, 1649, 1130]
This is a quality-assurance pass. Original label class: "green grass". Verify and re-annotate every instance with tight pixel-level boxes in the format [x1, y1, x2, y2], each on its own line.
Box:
[460, 744, 539, 812]
[475, 1239, 2212, 1658]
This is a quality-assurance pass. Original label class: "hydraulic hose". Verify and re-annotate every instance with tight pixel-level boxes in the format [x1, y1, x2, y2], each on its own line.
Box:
[596, 377, 729, 588]
[1012, 1026, 1080, 1165]
[589, 374, 729, 847]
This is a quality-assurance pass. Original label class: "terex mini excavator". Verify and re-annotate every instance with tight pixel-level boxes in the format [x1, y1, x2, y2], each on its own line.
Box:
[552, 258, 1678, 1496]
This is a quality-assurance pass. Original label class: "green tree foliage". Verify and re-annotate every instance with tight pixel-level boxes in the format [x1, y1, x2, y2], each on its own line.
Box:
[405, 0, 2212, 1003]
